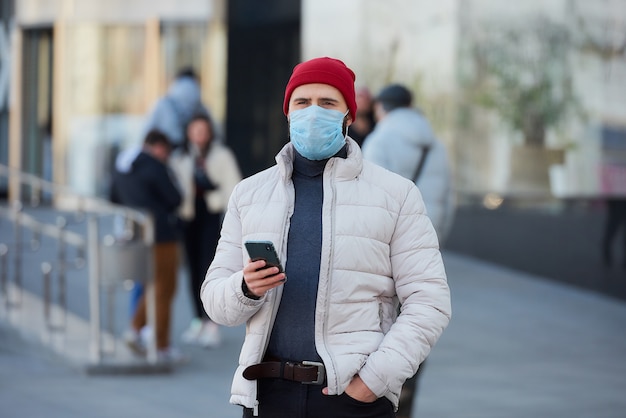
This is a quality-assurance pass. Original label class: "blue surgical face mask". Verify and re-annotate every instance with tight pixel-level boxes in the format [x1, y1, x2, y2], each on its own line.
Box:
[289, 105, 348, 161]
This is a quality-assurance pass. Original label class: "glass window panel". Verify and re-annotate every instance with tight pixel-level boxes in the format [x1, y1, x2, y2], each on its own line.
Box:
[63, 24, 147, 197]
[159, 22, 208, 92]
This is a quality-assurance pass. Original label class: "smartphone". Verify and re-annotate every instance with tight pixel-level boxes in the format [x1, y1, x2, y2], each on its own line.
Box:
[244, 241, 284, 273]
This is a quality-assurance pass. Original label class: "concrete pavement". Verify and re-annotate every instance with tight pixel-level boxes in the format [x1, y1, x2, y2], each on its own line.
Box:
[1, 207, 626, 417]
[446, 203, 626, 302]
[417, 253, 626, 418]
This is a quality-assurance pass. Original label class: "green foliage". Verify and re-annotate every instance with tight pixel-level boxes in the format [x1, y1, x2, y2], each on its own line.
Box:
[467, 17, 581, 146]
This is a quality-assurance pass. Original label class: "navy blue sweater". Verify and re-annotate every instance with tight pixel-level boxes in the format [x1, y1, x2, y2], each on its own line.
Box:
[266, 146, 347, 362]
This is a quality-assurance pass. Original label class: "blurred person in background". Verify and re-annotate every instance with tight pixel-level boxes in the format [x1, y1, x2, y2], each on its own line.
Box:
[201, 57, 451, 417]
[110, 130, 185, 363]
[114, 67, 212, 328]
[116, 67, 211, 169]
[142, 67, 211, 150]
[169, 113, 242, 348]
[362, 83, 456, 418]
[347, 86, 376, 147]
[602, 196, 626, 269]
[362, 83, 455, 246]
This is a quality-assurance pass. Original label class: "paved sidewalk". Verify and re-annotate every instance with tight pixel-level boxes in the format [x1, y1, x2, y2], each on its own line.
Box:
[418, 253, 626, 418]
[1, 250, 625, 418]
[446, 204, 626, 302]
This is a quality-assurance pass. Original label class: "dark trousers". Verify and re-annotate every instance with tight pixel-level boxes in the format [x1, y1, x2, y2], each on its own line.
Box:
[182, 196, 222, 319]
[602, 198, 626, 267]
[242, 378, 396, 418]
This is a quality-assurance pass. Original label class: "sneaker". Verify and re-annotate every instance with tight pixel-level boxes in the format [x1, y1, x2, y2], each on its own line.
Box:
[197, 321, 221, 349]
[124, 329, 146, 356]
[140, 325, 153, 345]
[157, 347, 189, 365]
[181, 318, 203, 344]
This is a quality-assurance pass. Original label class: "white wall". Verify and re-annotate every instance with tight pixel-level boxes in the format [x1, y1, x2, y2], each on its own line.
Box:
[302, 0, 458, 96]
[303, 0, 625, 198]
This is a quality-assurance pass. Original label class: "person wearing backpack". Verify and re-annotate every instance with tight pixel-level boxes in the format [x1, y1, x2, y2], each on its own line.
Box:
[362, 83, 455, 246]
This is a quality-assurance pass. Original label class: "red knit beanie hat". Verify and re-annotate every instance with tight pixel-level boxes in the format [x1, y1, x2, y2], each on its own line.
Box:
[283, 57, 357, 121]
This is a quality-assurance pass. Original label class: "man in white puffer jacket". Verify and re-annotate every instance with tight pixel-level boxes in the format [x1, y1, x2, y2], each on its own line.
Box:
[201, 57, 451, 418]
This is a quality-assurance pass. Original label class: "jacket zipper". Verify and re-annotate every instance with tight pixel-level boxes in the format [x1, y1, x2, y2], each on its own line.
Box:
[254, 179, 294, 416]
[318, 159, 338, 389]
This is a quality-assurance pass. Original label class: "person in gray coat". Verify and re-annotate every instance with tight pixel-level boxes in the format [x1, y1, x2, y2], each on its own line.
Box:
[362, 84, 455, 246]
[143, 67, 211, 148]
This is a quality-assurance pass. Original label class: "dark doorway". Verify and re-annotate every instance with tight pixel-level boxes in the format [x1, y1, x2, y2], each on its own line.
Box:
[21, 28, 53, 189]
[226, 0, 300, 178]
[0, 0, 14, 198]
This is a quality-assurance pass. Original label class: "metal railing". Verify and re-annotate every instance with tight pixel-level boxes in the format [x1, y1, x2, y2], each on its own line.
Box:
[0, 164, 161, 370]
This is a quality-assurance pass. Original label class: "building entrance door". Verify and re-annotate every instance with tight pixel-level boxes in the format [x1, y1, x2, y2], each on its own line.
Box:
[21, 28, 53, 194]
[226, 0, 301, 177]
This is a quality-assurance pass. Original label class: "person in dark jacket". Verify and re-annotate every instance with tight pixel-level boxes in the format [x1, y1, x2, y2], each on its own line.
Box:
[110, 130, 184, 363]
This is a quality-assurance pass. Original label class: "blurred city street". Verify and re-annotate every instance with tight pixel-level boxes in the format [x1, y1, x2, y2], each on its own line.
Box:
[1, 1, 625, 417]
[1, 206, 625, 418]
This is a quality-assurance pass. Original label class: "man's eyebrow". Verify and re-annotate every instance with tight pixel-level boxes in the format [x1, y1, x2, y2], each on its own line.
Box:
[291, 96, 340, 103]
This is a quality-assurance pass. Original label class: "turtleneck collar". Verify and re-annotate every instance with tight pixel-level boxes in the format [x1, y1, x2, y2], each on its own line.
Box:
[293, 144, 348, 177]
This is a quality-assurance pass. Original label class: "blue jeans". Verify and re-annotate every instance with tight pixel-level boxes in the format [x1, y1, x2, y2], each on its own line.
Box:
[129, 282, 144, 318]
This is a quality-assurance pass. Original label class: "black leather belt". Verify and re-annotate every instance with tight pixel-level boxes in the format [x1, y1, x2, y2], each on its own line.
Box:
[243, 360, 326, 385]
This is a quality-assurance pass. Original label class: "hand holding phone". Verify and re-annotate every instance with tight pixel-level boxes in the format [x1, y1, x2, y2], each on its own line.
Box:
[242, 241, 286, 298]
[245, 241, 284, 273]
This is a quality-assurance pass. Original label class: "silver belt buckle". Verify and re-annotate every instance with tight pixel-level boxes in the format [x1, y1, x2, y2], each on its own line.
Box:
[301, 361, 325, 385]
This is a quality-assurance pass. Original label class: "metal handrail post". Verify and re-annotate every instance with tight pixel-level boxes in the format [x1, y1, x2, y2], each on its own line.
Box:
[56, 217, 67, 330]
[42, 262, 53, 331]
[0, 244, 8, 308]
[1, 164, 166, 371]
[11, 202, 22, 309]
[87, 214, 101, 364]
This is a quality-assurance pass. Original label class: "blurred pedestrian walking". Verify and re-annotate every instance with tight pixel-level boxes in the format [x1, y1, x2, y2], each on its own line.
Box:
[114, 67, 212, 326]
[110, 130, 185, 363]
[362, 83, 455, 245]
[143, 67, 211, 149]
[169, 114, 242, 348]
[347, 86, 376, 147]
[602, 197, 626, 269]
[362, 83, 456, 418]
